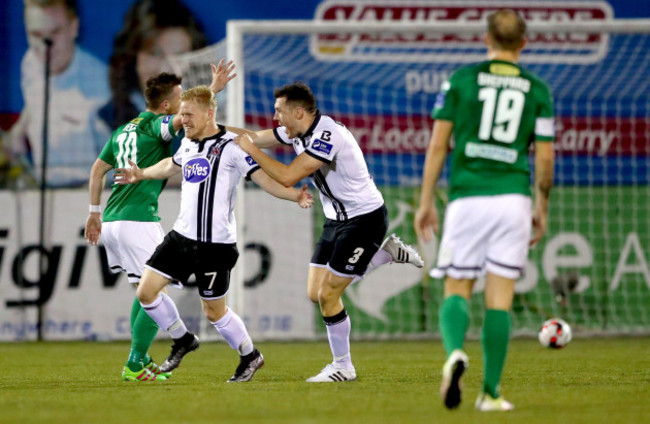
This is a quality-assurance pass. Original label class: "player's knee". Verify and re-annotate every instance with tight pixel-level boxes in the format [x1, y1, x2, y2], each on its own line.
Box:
[317, 284, 335, 306]
[307, 287, 319, 304]
[201, 300, 227, 322]
[136, 282, 157, 305]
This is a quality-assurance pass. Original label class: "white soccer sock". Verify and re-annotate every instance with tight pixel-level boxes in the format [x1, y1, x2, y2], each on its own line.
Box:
[324, 311, 353, 369]
[141, 293, 188, 339]
[351, 249, 393, 284]
[212, 308, 254, 356]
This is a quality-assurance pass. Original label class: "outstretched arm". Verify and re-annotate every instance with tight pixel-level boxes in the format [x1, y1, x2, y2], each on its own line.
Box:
[226, 128, 281, 149]
[250, 169, 313, 208]
[414, 119, 453, 243]
[530, 141, 554, 246]
[235, 133, 321, 187]
[114, 158, 180, 185]
[85, 158, 113, 246]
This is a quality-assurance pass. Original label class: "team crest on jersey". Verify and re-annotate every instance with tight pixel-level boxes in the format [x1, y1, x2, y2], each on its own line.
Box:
[311, 139, 333, 155]
[245, 155, 257, 166]
[162, 115, 172, 124]
[183, 158, 210, 183]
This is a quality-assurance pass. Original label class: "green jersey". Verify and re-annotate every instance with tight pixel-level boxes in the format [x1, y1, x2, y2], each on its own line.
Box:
[99, 111, 178, 222]
[432, 59, 554, 201]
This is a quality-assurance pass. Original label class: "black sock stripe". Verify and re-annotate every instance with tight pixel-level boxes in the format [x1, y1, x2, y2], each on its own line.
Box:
[323, 309, 348, 325]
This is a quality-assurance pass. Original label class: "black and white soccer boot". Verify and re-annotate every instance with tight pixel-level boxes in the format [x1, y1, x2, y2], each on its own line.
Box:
[380, 233, 424, 268]
[160, 332, 200, 373]
[306, 363, 357, 382]
[227, 349, 265, 382]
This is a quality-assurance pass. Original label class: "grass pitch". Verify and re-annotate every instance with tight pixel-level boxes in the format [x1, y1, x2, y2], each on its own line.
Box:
[0, 338, 648, 424]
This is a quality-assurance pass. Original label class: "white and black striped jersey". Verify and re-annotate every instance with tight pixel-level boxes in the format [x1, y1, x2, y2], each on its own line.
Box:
[171, 125, 260, 243]
[274, 113, 384, 221]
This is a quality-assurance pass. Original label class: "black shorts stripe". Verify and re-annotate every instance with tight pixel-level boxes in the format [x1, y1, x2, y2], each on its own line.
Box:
[437, 264, 483, 271]
[486, 257, 523, 271]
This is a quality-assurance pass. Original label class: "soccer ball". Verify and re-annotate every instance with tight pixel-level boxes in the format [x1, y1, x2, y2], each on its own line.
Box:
[538, 318, 572, 348]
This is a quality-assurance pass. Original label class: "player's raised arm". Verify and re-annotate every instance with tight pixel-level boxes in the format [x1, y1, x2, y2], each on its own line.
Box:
[250, 169, 313, 208]
[114, 158, 180, 184]
[414, 119, 453, 242]
[208, 59, 237, 94]
[173, 59, 236, 131]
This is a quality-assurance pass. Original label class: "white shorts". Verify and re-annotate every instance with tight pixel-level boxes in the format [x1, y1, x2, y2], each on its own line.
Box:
[101, 221, 165, 284]
[431, 194, 532, 280]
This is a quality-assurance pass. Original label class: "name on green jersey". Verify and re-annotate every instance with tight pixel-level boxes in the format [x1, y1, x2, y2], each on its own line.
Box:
[477, 72, 530, 93]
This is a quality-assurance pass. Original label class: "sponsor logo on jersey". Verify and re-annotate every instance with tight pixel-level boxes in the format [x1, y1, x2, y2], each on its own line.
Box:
[183, 158, 210, 183]
[163, 115, 172, 124]
[312, 1, 612, 64]
[311, 139, 333, 155]
[434, 91, 446, 109]
[245, 155, 257, 166]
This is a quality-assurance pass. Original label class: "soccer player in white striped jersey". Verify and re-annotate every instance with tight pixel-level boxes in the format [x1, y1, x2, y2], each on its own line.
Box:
[85, 60, 235, 382]
[114, 86, 313, 382]
[233, 82, 423, 383]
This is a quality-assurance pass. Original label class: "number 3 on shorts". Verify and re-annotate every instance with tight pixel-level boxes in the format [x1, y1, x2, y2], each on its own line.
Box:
[348, 247, 364, 264]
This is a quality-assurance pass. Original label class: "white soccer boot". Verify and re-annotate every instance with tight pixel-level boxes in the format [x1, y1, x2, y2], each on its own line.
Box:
[306, 363, 357, 382]
[440, 349, 469, 409]
[380, 234, 424, 268]
[475, 393, 515, 412]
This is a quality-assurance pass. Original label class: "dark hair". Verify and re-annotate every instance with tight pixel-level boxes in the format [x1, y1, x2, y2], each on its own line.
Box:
[487, 9, 527, 51]
[104, 0, 207, 129]
[144, 72, 182, 109]
[273, 82, 317, 114]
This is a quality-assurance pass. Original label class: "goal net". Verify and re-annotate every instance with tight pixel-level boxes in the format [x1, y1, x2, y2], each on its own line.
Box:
[171, 18, 650, 340]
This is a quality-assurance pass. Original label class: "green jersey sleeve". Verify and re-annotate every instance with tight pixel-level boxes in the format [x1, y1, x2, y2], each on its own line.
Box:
[534, 83, 555, 142]
[98, 136, 116, 166]
[152, 114, 178, 142]
[432, 76, 458, 121]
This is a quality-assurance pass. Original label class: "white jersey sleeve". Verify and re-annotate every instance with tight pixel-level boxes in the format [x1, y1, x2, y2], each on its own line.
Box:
[304, 129, 337, 163]
[227, 143, 261, 180]
[273, 127, 293, 145]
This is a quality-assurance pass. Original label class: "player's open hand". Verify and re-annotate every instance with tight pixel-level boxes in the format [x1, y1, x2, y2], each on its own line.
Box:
[84, 214, 101, 246]
[297, 185, 313, 208]
[209, 59, 236, 94]
[414, 204, 439, 243]
[114, 159, 142, 185]
[233, 133, 254, 153]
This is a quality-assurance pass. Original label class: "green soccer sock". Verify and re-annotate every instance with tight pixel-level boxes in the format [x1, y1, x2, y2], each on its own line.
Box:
[481, 309, 511, 398]
[126, 297, 159, 372]
[438, 295, 469, 357]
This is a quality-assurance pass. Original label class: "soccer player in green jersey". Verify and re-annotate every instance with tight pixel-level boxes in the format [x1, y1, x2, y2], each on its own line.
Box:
[84, 61, 235, 382]
[414, 10, 555, 411]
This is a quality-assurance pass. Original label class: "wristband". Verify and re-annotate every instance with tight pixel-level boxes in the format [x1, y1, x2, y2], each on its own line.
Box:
[89, 204, 102, 213]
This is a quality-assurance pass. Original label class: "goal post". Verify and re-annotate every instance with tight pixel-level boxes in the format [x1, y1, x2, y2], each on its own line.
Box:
[176, 17, 650, 340]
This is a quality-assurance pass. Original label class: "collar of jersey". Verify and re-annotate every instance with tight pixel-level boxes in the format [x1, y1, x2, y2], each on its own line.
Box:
[190, 124, 226, 143]
[299, 110, 321, 141]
